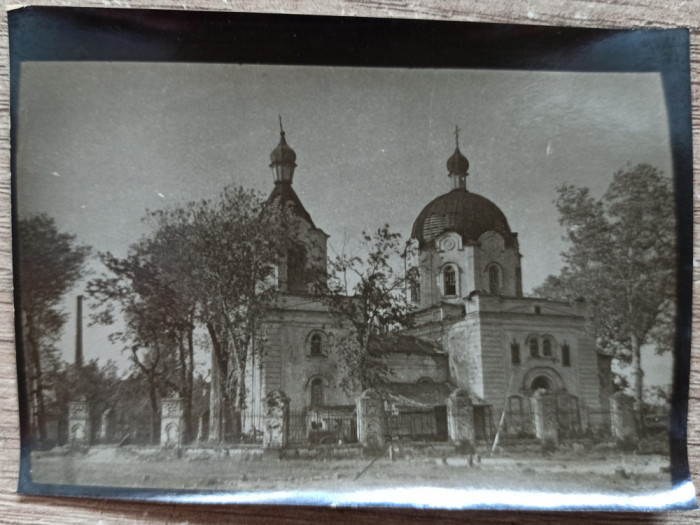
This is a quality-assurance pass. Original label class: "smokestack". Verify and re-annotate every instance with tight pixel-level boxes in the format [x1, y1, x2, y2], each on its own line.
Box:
[75, 295, 83, 368]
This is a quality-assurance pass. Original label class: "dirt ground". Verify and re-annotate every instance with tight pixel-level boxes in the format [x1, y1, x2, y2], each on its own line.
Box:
[28, 446, 674, 497]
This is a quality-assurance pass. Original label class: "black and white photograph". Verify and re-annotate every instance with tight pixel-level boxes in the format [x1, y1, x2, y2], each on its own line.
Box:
[9, 7, 695, 510]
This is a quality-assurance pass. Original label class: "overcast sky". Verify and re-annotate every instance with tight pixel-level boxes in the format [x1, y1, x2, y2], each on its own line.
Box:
[16, 62, 674, 387]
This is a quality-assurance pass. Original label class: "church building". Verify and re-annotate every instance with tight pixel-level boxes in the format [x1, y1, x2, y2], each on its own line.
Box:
[229, 125, 609, 444]
[402, 133, 608, 438]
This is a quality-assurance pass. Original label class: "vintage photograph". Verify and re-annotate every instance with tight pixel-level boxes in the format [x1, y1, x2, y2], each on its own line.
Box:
[10, 8, 695, 510]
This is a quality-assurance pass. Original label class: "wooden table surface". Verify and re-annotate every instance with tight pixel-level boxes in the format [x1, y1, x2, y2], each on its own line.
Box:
[0, 1, 698, 523]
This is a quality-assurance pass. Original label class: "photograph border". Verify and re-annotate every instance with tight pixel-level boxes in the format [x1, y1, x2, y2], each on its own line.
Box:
[8, 6, 695, 509]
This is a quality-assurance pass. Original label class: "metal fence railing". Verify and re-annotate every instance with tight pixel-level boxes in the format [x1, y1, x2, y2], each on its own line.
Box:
[288, 408, 358, 445]
[387, 406, 448, 442]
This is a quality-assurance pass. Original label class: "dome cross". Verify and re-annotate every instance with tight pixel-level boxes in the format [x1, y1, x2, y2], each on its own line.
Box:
[446, 126, 469, 189]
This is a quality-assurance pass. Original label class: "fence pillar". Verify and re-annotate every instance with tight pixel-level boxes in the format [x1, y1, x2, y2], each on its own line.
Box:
[196, 413, 205, 443]
[98, 408, 114, 443]
[264, 390, 290, 449]
[610, 391, 638, 442]
[447, 388, 475, 442]
[160, 396, 183, 447]
[356, 389, 386, 450]
[68, 396, 91, 447]
[531, 390, 559, 444]
[208, 348, 222, 443]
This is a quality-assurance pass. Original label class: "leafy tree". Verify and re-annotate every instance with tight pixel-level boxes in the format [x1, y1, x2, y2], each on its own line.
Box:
[160, 188, 290, 398]
[90, 186, 291, 443]
[17, 214, 90, 446]
[316, 225, 415, 393]
[645, 384, 672, 407]
[88, 239, 197, 444]
[534, 164, 676, 423]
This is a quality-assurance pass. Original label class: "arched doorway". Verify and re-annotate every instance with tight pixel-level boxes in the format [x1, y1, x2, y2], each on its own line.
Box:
[530, 375, 552, 393]
[522, 366, 565, 394]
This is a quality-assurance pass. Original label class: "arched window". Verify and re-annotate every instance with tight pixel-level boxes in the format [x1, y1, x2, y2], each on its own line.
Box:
[510, 340, 520, 365]
[562, 343, 571, 367]
[529, 338, 539, 357]
[310, 333, 322, 356]
[443, 266, 457, 296]
[542, 338, 553, 357]
[488, 265, 501, 295]
[310, 378, 324, 407]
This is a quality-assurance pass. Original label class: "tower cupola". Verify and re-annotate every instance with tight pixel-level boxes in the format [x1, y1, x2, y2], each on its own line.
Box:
[447, 125, 469, 190]
[269, 116, 297, 184]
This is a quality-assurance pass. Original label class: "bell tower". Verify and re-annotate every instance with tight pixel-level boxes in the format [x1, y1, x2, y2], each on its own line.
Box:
[265, 119, 329, 295]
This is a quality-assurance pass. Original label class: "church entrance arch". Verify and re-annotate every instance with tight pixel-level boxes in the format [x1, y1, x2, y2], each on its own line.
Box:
[530, 375, 552, 393]
[522, 366, 565, 394]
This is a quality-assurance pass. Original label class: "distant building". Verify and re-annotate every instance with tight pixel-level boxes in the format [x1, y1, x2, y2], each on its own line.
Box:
[208, 126, 610, 444]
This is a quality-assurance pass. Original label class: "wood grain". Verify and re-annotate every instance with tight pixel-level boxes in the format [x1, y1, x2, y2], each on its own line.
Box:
[0, 1, 698, 522]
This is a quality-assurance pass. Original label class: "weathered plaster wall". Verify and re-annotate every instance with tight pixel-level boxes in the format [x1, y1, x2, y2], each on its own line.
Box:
[255, 297, 356, 413]
[384, 353, 449, 383]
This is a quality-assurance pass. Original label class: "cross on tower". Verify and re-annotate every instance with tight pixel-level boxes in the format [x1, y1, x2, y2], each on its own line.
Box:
[454, 125, 461, 148]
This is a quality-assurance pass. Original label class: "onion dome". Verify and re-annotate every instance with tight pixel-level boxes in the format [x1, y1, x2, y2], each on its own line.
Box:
[447, 125, 469, 190]
[446, 146, 469, 175]
[411, 126, 513, 248]
[411, 190, 512, 248]
[269, 131, 297, 166]
[269, 116, 297, 184]
[266, 118, 314, 226]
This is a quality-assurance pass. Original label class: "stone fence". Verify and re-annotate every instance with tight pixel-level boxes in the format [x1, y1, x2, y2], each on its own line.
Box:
[81, 388, 636, 450]
[253, 388, 480, 450]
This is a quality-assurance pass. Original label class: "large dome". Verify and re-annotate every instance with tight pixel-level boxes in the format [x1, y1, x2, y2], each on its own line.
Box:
[411, 188, 513, 247]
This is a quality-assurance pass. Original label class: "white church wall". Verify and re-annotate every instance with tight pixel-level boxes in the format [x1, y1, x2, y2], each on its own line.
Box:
[474, 231, 521, 297]
[444, 316, 485, 397]
[384, 353, 449, 383]
[472, 294, 603, 430]
[255, 301, 357, 414]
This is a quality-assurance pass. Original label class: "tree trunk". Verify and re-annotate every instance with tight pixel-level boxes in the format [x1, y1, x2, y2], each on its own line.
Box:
[183, 327, 195, 444]
[227, 337, 243, 409]
[235, 361, 247, 411]
[176, 336, 194, 444]
[148, 376, 159, 445]
[207, 323, 226, 443]
[630, 332, 646, 435]
[24, 315, 47, 447]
